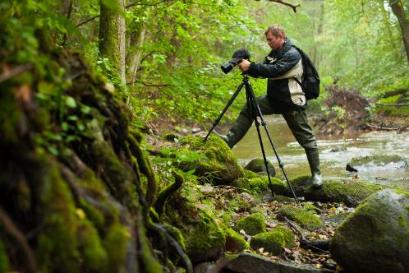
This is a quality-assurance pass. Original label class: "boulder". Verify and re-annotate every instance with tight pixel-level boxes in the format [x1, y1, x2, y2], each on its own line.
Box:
[224, 253, 328, 273]
[273, 176, 384, 207]
[244, 158, 276, 176]
[277, 205, 323, 231]
[235, 212, 266, 236]
[250, 226, 295, 255]
[331, 189, 409, 273]
[178, 136, 244, 185]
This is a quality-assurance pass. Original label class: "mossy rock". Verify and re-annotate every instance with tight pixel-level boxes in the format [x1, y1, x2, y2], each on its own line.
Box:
[244, 158, 276, 176]
[279, 176, 385, 207]
[236, 212, 266, 236]
[250, 226, 295, 255]
[225, 228, 249, 253]
[350, 154, 407, 166]
[331, 189, 409, 273]
[183, 209, 225, 263]
[233, 175, 284, 195]
[277, 205, 323, 231]
[178, 135, 244, 185]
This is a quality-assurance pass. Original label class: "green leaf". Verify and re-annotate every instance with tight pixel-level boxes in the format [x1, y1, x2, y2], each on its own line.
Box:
[65, 96, 77, 108]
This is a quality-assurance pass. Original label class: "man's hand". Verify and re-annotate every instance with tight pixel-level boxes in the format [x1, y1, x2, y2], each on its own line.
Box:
[238, 59, 251, 72]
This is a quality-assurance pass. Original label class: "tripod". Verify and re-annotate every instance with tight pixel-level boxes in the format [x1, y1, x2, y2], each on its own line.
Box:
[204, 74, 299, 204]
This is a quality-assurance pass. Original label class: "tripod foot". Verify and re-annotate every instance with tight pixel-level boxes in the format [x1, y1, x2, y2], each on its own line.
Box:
[311, 173, 323, 188]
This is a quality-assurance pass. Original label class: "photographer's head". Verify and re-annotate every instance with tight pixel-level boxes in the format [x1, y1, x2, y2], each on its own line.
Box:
[265, 25, 286, 50]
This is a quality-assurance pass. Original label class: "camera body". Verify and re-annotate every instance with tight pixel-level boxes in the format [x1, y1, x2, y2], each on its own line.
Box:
[221, 48, 250, 74]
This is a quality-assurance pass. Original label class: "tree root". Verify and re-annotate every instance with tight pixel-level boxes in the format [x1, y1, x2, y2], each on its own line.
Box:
[0, 207, 37, 273]
[128, 135, 157, 207]
[154, 170, 184, 216]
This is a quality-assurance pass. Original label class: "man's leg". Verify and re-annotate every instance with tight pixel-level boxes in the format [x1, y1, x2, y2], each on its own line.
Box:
[222, 95, 274, 148]
[282, 108, 323, 187]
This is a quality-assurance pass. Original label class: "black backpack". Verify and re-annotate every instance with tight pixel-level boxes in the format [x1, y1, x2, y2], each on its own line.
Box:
[292, 45, 320, 100]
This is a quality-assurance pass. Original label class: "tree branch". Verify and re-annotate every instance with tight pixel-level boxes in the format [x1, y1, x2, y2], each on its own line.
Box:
[263, 0, 300, 13]
[76, 0, 171, 27]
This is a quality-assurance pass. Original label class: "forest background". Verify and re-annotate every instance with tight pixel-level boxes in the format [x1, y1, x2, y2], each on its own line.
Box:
[3, 0, 408, 131]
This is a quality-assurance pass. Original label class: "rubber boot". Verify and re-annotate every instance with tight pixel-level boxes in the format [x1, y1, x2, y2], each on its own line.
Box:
[224, 113, 252, 148]
[305, 148, 323, 188]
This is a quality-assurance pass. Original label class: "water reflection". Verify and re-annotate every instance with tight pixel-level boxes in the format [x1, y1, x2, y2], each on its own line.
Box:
[232, 117, 409, 189]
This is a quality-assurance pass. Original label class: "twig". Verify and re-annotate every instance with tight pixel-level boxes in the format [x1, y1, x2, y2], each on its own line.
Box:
[265, 0, 300, 13]
[0, 64, 32, 83]
[283, 216, 329, 253]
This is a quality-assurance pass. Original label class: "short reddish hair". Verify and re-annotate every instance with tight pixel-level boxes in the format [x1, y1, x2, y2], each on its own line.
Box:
[265, 25, 286, 38]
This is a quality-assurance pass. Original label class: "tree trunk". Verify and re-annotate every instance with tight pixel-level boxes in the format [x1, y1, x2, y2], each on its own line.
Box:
[99, 0, 126, 85]
[390, 0, 409, 64]
[127, 24, 146, 84]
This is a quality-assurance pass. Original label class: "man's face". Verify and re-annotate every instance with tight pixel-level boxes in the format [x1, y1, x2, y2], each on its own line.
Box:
[266, 31, 284, 50]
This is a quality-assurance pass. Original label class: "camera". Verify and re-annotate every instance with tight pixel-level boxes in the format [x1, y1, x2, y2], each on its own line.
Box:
[221, 48, 250, 74]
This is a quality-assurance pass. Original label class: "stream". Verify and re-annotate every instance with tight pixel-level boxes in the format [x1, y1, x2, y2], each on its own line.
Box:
[232, 117, 409, 190]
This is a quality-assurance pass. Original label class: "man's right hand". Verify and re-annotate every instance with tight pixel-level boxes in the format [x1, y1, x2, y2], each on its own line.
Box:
[238, 59, 251, 72]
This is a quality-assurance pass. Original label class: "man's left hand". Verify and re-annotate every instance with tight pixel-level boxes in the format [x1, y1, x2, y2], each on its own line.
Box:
[238, 59, 250, 72]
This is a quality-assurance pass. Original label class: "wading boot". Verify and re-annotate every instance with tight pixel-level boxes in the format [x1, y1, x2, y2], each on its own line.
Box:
[305, 148, 323, 188]
[215, 113, 252, 148]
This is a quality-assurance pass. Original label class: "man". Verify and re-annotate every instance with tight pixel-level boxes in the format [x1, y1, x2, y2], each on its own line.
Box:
[219, 25, 323, 187]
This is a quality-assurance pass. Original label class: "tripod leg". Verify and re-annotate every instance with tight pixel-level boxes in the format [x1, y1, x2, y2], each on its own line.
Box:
[204, 81, 245, 142]
[244, 79, 299, 204]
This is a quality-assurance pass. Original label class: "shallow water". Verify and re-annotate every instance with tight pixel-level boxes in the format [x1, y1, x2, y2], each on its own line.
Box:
[232, 116, 409, 190]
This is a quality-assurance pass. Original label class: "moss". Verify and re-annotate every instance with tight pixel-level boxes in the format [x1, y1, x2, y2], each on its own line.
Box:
[90, 140, 139, 211]
[184, 209, 225, 263]
[236, 212, 266, 236]
[224, 228, 249, 252]
[287, 176, 384, 207]
[0, 240, 8, 273]
[37, 162, 81, 273]
[163, 223, 186, 251]
[139, 226, 163, 273]
[350, 155, 405, 165]
[77, 219, 108, 272]
[104, 223, 131, 273]
[250, 226, 295, 255]
[278, 205, 323, 231]
[178, 135, 244, 184]
[233, 175, 284, 195]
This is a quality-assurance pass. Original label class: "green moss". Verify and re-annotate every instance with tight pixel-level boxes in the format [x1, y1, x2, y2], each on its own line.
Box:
[0, 240, 9, 273]
[236, 212, 266, 236]
[250, 226, 295, 255]
[233, 175, 284, 195]
[78, 219, 108, 272]
[224, 228, 249, 252]
[278, 205, 323, 231]
[287, 176, 384, 206]
[163, 223, 186, 251]
[184, 209, 225, 263]
[178, 135, 244, 184]
[350, 155, 405, 165]
[37, 163, 80, 273]
[139, 226, 163, 273]
[104, 223, 131, 273]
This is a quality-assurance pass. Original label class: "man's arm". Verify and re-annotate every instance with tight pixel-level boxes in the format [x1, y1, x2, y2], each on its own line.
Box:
[239, 49, 300, 78]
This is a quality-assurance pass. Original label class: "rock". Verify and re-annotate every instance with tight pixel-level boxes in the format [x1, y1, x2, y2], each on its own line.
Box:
[277, 205, 323, 231]
[183, 209, 226, 263]
[250, 226, 295, 255]
[273, 176, 384, 207]
[223, 253, 329, 273]
[224, 228, 249, 252]
[233, 175, 283, 194]
[235, 212, 266, 236]
[331, 189, 409, 273]
[178, 135, 244, 185]
[244, 158, 276, 176]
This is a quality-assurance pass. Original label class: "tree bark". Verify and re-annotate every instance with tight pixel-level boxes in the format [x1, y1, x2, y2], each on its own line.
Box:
[127, 24, 146, 84]
[99, 0, 127, 85]
[390, 0, 409, 64]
